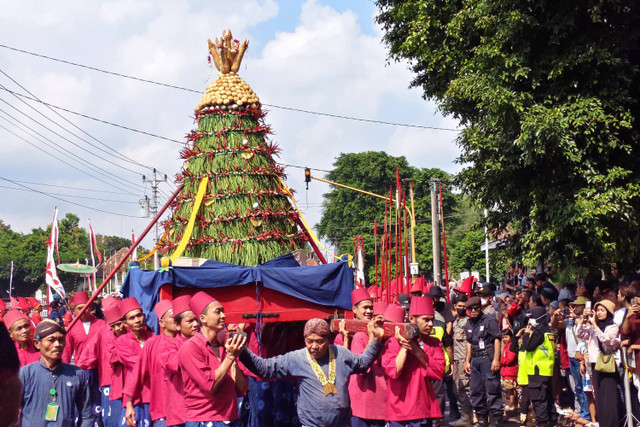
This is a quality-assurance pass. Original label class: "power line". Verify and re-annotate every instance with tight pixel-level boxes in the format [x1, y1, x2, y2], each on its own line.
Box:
[0, 82, 144, 176]
[0, 121, 139, 196]
[0, 184, 139, 204]
[0, 87, 184, 144]
[0, 175, 140, 218]
[0, 69, 157, 173]
[0, 43, 460, 132]
[278, 163, 332, 174]
[0, 99, 146, 190]
[8, 179, 136, 195]
[0, 92, 147, 186]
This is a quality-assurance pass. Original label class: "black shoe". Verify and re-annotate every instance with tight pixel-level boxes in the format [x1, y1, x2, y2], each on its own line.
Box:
[488, 414, 502, 426]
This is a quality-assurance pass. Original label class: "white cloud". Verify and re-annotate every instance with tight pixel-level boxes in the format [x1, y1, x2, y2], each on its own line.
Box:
[0, 0, 460, 252]
[99, 0, 153, 24]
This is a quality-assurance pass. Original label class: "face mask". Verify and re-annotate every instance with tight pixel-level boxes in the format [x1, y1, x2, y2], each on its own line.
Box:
[480, 297, 488, 306]
[456, 308, 466, 317]
[529, 318, 538, 327]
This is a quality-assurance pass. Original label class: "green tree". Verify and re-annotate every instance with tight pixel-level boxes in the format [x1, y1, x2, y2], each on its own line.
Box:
[97, 235, 132, 256]
[375, 0, 640, 269]
[0, 215, 139, 296]
[316, 151, 458, 282]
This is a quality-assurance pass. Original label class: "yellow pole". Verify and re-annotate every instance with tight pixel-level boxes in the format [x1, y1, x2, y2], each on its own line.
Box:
[312, 176, 414, 223]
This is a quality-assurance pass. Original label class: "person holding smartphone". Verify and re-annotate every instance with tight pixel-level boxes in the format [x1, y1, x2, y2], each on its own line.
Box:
[552, 296, 591, 424]
[576, 300, 621, 427]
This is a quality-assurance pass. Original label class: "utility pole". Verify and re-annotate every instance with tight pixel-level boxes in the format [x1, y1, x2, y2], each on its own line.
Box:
[403, 179, 418, 279]
[143, 168, 167, 269]
[484, 208, 490, 282]
[430, 179, 442, 286]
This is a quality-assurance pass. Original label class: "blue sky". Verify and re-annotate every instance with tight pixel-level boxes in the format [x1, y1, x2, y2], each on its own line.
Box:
[0, 0, 460, 255]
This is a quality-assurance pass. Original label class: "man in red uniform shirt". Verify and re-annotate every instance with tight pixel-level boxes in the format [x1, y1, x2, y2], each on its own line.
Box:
[382, 296, 446, 426]
[76, 300, 127, 427]
[124, 299, 178, 426]
[178, 291, 247, 427]
[27, 297, 43, 326]
[160, 295, 199, 427]
[3, 309, 40, 367]
[113, 297, 155, 426]
[0, 299, 7, 322]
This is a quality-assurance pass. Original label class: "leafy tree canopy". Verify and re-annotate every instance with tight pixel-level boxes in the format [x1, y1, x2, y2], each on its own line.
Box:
[376, 0, 640, 269]
[316, 151, 459, 282]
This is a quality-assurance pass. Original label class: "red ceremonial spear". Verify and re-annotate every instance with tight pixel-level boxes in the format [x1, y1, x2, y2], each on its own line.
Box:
[403, 190, 410, 292]
[374, 218, 378, 288]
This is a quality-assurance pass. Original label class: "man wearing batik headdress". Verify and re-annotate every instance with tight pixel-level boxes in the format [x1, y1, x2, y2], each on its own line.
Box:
[239, 318, 385, 427]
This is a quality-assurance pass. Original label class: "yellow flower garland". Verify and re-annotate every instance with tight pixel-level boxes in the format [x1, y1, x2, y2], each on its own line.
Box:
[306, 347, 337, 396]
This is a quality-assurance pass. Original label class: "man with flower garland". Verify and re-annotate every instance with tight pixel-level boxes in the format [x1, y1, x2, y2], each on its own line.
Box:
[239, 317, 385, 427]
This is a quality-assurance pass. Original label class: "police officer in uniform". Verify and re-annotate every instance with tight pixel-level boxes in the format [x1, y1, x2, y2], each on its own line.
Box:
[521, 306, 557, 427]
[476, 282, 498, 321]
[450, 294, 473, 427]
[463, 296, 502, 426]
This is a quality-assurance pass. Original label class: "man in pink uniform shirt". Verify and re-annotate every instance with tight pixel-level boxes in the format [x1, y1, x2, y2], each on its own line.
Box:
[113, 297, 155, 426]
[63, 291, 107, 422]
[4, 309, 40, 367]
[178, 291, 247, 427]
[76, 300, 127, 427]
[335, 288, 374, 348]
[160, 295, 199, 427]
[124, 299, 178, 427]
[347, 288, 387, 427]
[62, 291, 107, 363]
[382, 296, 445, 426]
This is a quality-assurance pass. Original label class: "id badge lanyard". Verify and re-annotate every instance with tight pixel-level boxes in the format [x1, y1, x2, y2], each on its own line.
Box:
[45, 388, 59, 422]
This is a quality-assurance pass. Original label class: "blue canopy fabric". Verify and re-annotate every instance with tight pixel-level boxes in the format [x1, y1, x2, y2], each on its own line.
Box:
[121, 253, 354, 332]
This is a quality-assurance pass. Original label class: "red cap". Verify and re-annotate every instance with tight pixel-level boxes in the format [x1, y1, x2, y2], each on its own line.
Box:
[373, 301, 389, 316]
[189, 291, 217, 317]
[172, 295, 192, 317]
[70, 291, 90, 306]
[351, 288, 372, 307]
[366, 286, 377, 300]
[9, 297, 19, 308]
[409, 296, 435, 316]
[410, 278, 424, 293]
[120, 297, 142, 316]
[154, 300, 173, 320]
[3, 310, 29, 329]
[383, 304, 405, 323]
[17, 297, 30, 310]
[27, 297, 40, 308]
[101, 297, 117, 310]
[103, 302, 122, 324]
[0, 300, 6, 309]
[456, 276, 477, 295]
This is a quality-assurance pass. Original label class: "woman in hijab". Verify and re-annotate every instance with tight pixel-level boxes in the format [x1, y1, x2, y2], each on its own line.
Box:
[576, 300, 620, 427]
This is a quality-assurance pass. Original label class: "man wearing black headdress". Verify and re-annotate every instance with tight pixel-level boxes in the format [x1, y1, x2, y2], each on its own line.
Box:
[19, 319, 95, 427]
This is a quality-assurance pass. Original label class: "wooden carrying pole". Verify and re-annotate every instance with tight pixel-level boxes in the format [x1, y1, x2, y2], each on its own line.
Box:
[67, 185, 183, 332]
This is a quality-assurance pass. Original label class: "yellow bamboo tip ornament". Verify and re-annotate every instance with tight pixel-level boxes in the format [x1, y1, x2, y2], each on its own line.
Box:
[196, 29, 261, 112]
[160, 257, 172, 268]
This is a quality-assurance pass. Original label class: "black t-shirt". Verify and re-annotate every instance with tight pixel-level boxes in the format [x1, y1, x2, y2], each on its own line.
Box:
[435, 301, 455, 324]
[0, 323, 19, 373]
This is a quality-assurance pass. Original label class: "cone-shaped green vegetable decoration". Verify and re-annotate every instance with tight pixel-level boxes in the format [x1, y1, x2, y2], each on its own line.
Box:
[161, 30, 307, 265]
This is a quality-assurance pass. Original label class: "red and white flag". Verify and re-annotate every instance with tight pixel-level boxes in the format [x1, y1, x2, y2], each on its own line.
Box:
[88, 220, 102, 292]
[45, 207, 65, 301]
